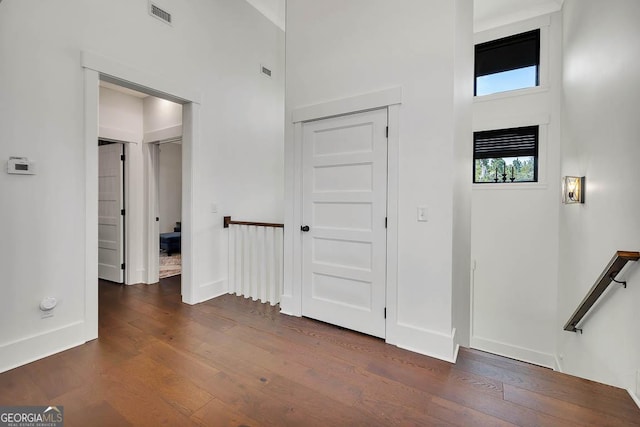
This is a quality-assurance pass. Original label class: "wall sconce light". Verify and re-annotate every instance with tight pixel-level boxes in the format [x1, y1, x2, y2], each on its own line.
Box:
[562, 176, 585, 204]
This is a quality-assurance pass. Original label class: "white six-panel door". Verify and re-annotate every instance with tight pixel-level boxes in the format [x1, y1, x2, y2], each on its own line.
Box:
[98, 143, 124, 283]
[301, 108, 388, 338]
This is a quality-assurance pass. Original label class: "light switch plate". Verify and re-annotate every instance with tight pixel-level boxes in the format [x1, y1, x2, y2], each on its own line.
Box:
[417, 206, 428, 222]
[211, 203, 218, 213]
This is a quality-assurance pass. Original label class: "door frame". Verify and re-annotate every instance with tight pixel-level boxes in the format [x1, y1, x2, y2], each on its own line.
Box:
[144, 142, 161, 285]
[97, 139, 140, 286]
[282, 87, 402, 343]
[82, 51, 201, 342]
[97, 140, 126, 284]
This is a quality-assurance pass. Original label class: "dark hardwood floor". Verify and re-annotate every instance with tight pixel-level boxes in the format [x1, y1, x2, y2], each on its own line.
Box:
[1, 277, 639, 426]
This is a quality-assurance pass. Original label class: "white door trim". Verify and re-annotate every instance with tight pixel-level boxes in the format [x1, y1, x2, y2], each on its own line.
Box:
[283, 88, 401, 345]
[82, 51, 201, 104]
[384, 103, 400, 343]
[84, 68, 100, 342]
[144, 143, 160, 285]
[291, 87, 402, 123]
[82, 52, 201, 342]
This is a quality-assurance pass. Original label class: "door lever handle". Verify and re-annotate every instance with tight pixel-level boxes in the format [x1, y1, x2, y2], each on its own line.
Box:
[301, 225, 310, 232]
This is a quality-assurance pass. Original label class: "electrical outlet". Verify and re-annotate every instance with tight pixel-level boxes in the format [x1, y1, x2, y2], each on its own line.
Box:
[636, 370, 640, 395]
[39, 296, 56, 319]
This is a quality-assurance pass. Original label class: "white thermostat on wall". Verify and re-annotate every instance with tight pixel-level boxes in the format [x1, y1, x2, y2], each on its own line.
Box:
[7, 157, 36, 175]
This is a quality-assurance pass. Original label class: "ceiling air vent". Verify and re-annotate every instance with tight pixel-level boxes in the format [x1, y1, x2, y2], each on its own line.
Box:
[149, 2, 172, 25]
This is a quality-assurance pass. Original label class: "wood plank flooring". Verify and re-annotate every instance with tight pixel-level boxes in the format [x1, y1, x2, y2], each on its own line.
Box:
[1, 276, 639, 426]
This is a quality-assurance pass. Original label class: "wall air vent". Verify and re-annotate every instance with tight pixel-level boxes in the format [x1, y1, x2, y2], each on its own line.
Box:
[149, 2, 172, 25]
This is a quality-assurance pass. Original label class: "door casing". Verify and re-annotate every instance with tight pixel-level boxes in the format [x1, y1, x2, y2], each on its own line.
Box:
[283, 87, 402, 345]
[82, 52, 201, 343]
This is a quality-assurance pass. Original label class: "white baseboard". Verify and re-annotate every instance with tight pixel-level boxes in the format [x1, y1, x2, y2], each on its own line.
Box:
[554, 354, 564, 372]
[281, 302, 459, 363]
[127, 268, 146, 285]
[278, 294, 301, 316]
[228, 291, 280, 307]
[135, 268, 146, 283]
[628, 388, 640, 410]
[452, 342, 461, 363]
[0, 321, 86, 374]
[470, 335, 556, 369]
[387, 323, 457, 363]
[197, 279, 227, 303]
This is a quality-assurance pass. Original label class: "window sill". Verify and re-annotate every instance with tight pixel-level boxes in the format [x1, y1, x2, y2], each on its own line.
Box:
[473, 85, 549, 103]
[472, 182, 548, 191]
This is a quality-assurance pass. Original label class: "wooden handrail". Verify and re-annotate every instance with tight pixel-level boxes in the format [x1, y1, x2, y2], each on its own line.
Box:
[564, 250, 639, 333]
[223, 216, 284, 229]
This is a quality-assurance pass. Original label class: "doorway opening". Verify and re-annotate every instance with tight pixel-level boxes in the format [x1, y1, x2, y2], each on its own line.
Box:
[83, 52, 201, 342]
[157, 139, 183, 280]
[97, 81, 183, 288]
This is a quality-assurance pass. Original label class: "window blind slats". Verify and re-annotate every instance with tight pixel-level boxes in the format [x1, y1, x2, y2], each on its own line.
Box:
[474, 126, 539, 159]
[475, 29, 540, 77]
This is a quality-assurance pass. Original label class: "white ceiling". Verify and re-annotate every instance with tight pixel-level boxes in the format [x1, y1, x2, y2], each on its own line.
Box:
[243, 1, 564, 33]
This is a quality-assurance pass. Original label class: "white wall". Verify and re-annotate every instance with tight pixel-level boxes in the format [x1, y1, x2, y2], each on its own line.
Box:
[245, 0, 286, 31]
[452, 0, 474, 348]
[99, 87, 144, 143]
[159, 142, 182, 234]
[143, 96, 183, 142]
[285, 0, 473, 361]
[474, 0, 563, 32]
[0, 0, 284, 372]
[470, 13, 562, 368]
[558, 0, 640, 397]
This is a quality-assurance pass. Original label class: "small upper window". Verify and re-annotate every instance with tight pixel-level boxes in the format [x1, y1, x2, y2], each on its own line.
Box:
[475, 29, 540, 96]
[474, 126, 539, 183]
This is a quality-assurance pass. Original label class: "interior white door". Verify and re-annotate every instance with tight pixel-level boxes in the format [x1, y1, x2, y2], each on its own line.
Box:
[98, 143, 124, 283]
[301, 108, 388, 338]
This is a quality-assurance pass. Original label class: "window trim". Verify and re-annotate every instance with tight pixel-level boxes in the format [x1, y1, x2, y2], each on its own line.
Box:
[473, 117, 549, 187]
[474, 29, 540, 97]
[474, 15, 550, 99]
[473, 85, 549, 104]
[473, 125, 540, 184]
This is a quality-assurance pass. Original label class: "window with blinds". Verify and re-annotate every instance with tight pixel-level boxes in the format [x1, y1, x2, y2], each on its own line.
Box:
[473, 126, 539, 183]
[475, 29, 540, 96]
